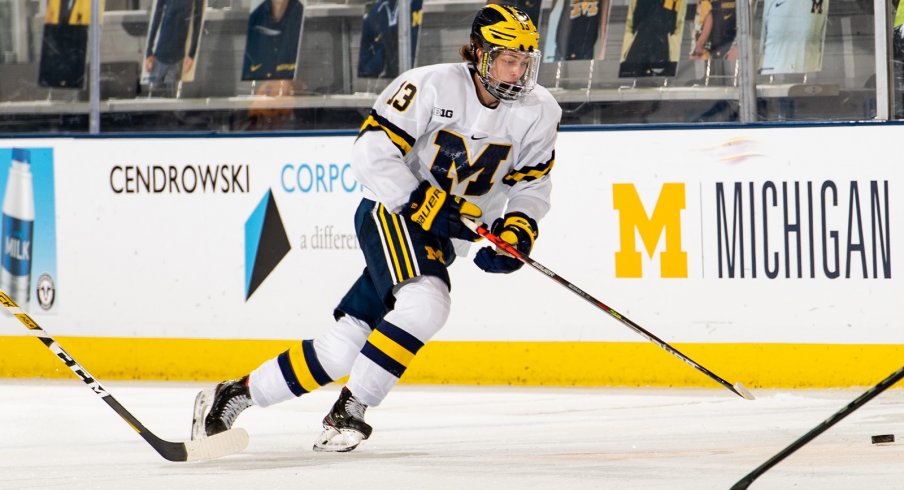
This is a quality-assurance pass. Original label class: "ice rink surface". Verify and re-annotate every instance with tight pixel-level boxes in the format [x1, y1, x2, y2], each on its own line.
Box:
[2, 379, 903, 490]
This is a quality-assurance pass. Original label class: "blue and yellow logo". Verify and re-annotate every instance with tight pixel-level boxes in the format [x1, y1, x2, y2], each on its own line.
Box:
[244, 189, 291, 300]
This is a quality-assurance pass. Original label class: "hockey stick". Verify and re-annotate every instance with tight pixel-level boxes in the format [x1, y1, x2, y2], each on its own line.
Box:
[731, 364, 904, 489]
[0, 291, 249, 462]
[462, 217, 754, 400]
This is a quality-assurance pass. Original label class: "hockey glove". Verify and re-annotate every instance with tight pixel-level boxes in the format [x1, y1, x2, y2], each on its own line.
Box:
[473, 212, 538, 273]
[403, 181, 483, 241]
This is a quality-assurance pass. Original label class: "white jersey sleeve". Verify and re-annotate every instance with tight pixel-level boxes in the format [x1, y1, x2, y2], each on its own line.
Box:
[351, 76, 432, 213]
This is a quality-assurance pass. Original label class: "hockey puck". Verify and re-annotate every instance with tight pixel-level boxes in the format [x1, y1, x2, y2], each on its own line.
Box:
[871, 434, 895, 444]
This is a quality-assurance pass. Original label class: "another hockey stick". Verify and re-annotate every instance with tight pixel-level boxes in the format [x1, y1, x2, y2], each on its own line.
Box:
[462, 217, 754, 400]
[731, 364, 904, 489]
[0, 291, 249, 462]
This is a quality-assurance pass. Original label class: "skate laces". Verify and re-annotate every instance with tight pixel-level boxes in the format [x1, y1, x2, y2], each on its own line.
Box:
[218, 394, 251, 428]
[212, 381, 252, 428]
[344, 393, 367, 421]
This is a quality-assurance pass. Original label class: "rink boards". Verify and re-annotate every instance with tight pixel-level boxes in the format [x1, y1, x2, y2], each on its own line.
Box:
[0, 123, 901, 387]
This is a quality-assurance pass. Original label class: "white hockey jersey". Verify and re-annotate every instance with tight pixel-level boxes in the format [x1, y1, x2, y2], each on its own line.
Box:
[351, 62, 562, 238]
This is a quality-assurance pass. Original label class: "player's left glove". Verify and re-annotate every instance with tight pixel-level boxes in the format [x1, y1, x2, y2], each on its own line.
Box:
[473, 212, 538, 274]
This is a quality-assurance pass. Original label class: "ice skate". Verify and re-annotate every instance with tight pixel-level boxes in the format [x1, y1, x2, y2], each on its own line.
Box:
[313, 387, 372, 452]
[192, 376, 252, 440]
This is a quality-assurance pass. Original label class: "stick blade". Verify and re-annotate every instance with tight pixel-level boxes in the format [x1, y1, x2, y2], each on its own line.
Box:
[729, 477, 753, 490]
[183, 428, 249, 461]
[734, 382, 756, 400]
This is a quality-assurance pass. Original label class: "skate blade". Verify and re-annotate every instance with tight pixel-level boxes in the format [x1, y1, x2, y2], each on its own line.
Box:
[191, 388, 214, 441]
[312, 427, 366, 453]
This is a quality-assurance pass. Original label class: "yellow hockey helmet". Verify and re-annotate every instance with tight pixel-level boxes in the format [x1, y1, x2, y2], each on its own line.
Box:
[472, 4, 539, 53]
[470, 4, 541, 101]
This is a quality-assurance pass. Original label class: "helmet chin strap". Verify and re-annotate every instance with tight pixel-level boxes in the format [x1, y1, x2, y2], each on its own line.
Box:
[470, 65, 501, 107]
[473, 44, 535, 102]
[475, 48, 515, 102]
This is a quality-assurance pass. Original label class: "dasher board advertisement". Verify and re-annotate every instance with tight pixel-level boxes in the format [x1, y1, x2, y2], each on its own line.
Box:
[0, 127, 898, 347]
[0, 148, 58, 313]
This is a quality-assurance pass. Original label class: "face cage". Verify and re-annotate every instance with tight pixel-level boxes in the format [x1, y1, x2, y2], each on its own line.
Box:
[477, 46, 540, 102]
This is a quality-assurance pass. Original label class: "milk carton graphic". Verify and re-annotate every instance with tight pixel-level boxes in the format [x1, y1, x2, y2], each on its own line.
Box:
[1, 148, 35, 306]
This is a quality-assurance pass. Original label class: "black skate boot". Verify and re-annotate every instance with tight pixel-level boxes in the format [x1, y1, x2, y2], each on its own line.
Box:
[313, 386, 373, 452]
[191, 376, 253, 440]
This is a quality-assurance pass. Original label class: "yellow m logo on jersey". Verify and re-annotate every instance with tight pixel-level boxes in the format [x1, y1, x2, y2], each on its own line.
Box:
[612, 183, 687, 278]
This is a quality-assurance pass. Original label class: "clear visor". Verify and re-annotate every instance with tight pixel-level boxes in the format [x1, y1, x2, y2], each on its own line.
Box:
[481, 47, 541, 101]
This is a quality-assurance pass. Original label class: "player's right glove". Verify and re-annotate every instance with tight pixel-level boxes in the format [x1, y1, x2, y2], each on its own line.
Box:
[473, 212, 538, 273]
[402, 181, 483, 241]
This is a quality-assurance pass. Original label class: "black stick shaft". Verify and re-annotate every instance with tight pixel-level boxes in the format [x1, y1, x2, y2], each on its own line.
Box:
[0, 291, 188, 461]
[465, 218, 751, 399]
[731, 364, 904, 490]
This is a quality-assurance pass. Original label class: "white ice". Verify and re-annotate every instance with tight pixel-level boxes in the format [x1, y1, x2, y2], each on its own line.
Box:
[2, 380, 903, 489]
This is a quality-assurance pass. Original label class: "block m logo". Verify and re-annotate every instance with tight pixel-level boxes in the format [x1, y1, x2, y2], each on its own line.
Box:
[612, 183, 687, 278]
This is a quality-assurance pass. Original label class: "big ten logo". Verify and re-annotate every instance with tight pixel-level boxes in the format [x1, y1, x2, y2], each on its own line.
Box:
[612, 183, 687, 278]
[281, 163, 361, 193]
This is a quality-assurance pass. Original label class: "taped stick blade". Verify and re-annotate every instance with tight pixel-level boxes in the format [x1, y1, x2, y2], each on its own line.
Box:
[734, 382, 756, 400]
[183, 428, 249, 461]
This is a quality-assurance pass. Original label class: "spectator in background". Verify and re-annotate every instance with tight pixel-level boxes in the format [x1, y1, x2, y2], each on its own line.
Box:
[38, 0, 92, 88]
[145, 0, 205, 96]
[690, 0, 713, 59]
[758, 0, 829, 75]
[619, 0, 683, 77]
[690, 0, 736, 60]
[543, 0, 610, 61]
[46, 0, 91, 25]
[241, 0, 305, 80]
[357, 0, 422, 79]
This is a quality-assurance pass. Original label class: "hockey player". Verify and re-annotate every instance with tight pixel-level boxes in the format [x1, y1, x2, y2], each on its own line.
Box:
[191, 4, 561, 453]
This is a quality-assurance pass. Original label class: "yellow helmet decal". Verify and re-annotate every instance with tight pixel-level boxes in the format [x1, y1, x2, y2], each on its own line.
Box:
[478, 4, 538, 52]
